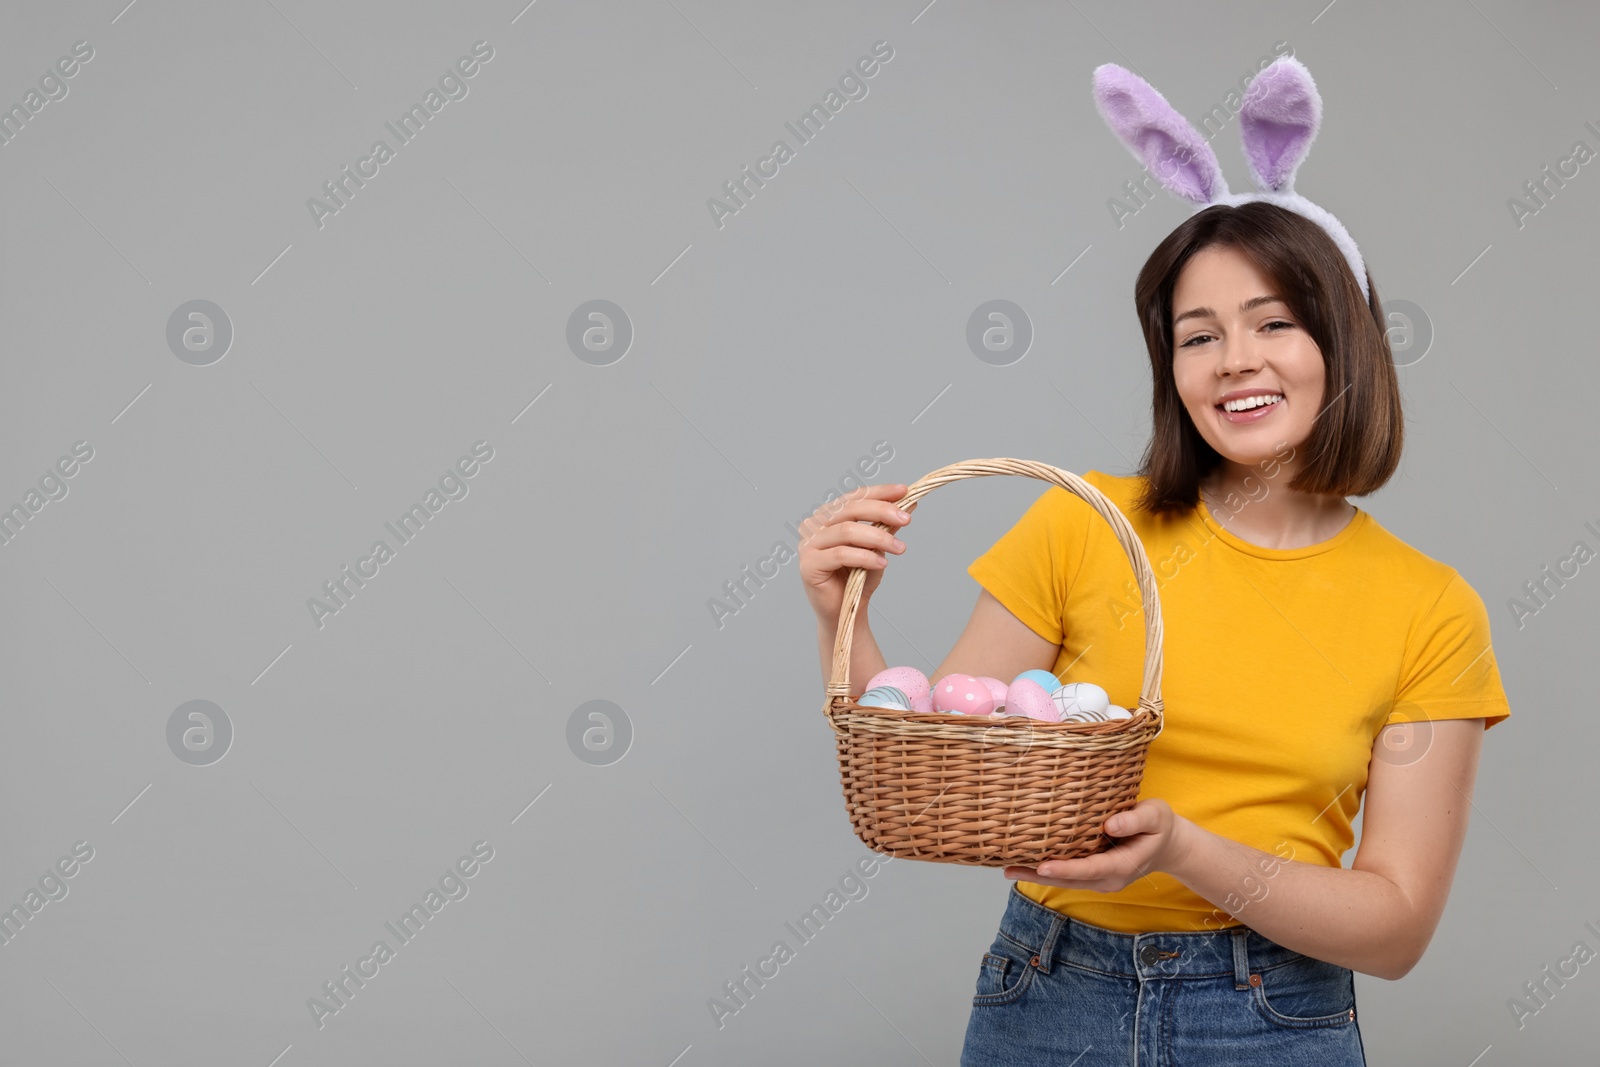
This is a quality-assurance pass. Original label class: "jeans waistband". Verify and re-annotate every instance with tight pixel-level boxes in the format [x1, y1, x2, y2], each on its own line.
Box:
[995, 883, 1312, 986]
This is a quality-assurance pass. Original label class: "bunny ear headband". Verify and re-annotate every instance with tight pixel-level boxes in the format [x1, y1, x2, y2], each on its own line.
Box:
[1092, 56, 1369, 302]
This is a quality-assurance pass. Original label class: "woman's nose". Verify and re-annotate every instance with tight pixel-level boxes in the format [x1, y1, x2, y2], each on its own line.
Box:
[1217, 335, 1264, 376]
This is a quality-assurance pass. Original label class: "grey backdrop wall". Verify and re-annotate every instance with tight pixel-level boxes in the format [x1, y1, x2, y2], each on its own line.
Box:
[1, 0, 1595, 1063]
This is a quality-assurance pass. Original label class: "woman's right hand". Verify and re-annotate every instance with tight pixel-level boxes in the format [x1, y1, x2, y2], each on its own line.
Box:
[798, 483, 916, 625]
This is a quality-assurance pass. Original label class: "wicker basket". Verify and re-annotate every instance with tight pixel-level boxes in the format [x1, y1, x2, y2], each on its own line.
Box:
[822, 458, 1166, 868]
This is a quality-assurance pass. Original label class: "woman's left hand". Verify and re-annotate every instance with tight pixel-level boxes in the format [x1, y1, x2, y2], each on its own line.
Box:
[1003, 799, 1191, 891]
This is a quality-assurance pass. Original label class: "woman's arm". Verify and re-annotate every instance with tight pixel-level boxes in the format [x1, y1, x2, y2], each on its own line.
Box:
[1176, 717, 1485, 979]
[928, 588, 1060, 689]
[1018, 716, 1487, 980]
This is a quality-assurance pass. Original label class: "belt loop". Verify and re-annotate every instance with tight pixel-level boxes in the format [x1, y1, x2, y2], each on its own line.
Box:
[1033, 915, 1064, 975]
[1231, 927, 1251, 989]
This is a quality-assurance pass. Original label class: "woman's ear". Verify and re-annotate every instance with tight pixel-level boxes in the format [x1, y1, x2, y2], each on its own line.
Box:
[1237, 56, 1323, 193]
[1092, 63, 1228, 206]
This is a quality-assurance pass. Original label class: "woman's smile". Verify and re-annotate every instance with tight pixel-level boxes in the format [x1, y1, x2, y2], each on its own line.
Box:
[1216, 392, 1286, 425]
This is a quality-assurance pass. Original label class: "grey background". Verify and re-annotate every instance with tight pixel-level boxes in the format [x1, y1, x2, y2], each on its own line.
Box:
[1, 0, 1594, 1063]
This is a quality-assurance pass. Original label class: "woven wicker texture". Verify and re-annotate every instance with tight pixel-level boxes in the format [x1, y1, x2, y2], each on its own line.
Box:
[822, 459, 1166, 867]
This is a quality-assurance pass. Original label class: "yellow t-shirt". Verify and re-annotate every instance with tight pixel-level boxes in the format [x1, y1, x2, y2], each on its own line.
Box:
[966, 469, 1512, 934]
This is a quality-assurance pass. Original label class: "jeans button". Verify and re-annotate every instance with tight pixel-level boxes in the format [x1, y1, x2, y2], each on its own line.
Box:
[1139, 944, 1160, 967]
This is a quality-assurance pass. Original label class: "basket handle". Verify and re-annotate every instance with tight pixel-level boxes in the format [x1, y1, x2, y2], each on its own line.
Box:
[822, 459, 1165, 719]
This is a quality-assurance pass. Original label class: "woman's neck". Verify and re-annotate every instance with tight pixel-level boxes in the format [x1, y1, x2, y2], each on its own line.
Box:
[1199, 465, 1357, 550]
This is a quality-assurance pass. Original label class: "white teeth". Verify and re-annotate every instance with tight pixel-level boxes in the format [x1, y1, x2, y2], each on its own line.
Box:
[1223, 394, 1284, 412]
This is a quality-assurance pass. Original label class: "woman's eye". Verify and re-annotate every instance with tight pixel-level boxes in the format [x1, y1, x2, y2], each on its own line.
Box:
[1178, 321, 1291, 348]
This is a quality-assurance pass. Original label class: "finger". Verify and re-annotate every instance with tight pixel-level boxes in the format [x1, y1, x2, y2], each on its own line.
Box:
[1014, 870, 1113, 891]
[1035, 855, 1113, 880]
[802, 517, 907, 557]
[880, 500, 914, 529]
[825, 483, 908, 516]
[821, 545, 893, 575]
[1105, 807, 1145, 837]
[855, 486, 914, 530]
[805, 485, 912, 536]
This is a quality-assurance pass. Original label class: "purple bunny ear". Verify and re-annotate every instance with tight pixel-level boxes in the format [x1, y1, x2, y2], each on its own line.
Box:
[1238, 57, 1322, 192]
[1092, 63, 1227, 205]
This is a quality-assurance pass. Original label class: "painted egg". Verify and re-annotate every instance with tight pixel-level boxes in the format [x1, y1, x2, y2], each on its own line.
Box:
[1013, 669, 1061, 694]
[858, 685, 911, 711]
[1003, 678, 1061, 722]
[866, 666, 930, 713]
[1105, 704, 1133, 720]
[1052, 682, 1110, 720]
[977, 676, 1009, 711]
[932, 673, 995, 715]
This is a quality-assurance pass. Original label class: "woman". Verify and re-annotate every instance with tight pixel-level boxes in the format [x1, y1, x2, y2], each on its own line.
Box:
[798, 201, 1512, 1064]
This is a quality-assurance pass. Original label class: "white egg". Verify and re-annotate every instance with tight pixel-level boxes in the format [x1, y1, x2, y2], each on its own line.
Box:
[1051, 682, 1110, 719]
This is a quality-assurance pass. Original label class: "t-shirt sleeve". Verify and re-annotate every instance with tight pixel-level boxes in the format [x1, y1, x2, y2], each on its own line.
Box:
[965, 475, 1098, 646]
[1390, 572, 1512, 730]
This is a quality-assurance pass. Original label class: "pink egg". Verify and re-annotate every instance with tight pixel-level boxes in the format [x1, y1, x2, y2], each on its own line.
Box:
[932, 673, 995, 716]
[1003, 679, 1062, 722]
[977, 676, 1009, 709]
[866, 666, 930, 713]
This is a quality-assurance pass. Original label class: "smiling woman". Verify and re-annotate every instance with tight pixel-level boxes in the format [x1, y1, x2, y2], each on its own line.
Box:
[799, 55, 1515, 1066]
[947, 199, 1509, 1067]
[1134, 202, 1403, 528]
[949, 60, 1506, 1067]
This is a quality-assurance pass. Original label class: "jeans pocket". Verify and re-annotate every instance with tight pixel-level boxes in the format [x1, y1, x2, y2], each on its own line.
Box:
[1249, 953, 1357, 1029]
[971, 937, 1036, 1008]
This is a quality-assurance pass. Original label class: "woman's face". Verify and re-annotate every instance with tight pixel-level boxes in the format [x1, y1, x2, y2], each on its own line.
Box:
[1170, 243, 1326, 471]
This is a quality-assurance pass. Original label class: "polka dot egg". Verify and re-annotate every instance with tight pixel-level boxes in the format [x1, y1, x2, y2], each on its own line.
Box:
[977, 676, 1009, 710]
[933, 673, 996, 716]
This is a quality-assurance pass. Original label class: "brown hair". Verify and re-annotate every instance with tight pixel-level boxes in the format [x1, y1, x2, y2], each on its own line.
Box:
[1129, 201, 1402, 516]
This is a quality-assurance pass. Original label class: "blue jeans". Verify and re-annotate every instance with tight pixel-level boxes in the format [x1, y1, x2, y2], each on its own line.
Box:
[961, 884, 1367, 1066]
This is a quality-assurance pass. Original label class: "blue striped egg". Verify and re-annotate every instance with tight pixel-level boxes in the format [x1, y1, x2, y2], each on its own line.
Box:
[858, 685, 912, 711]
